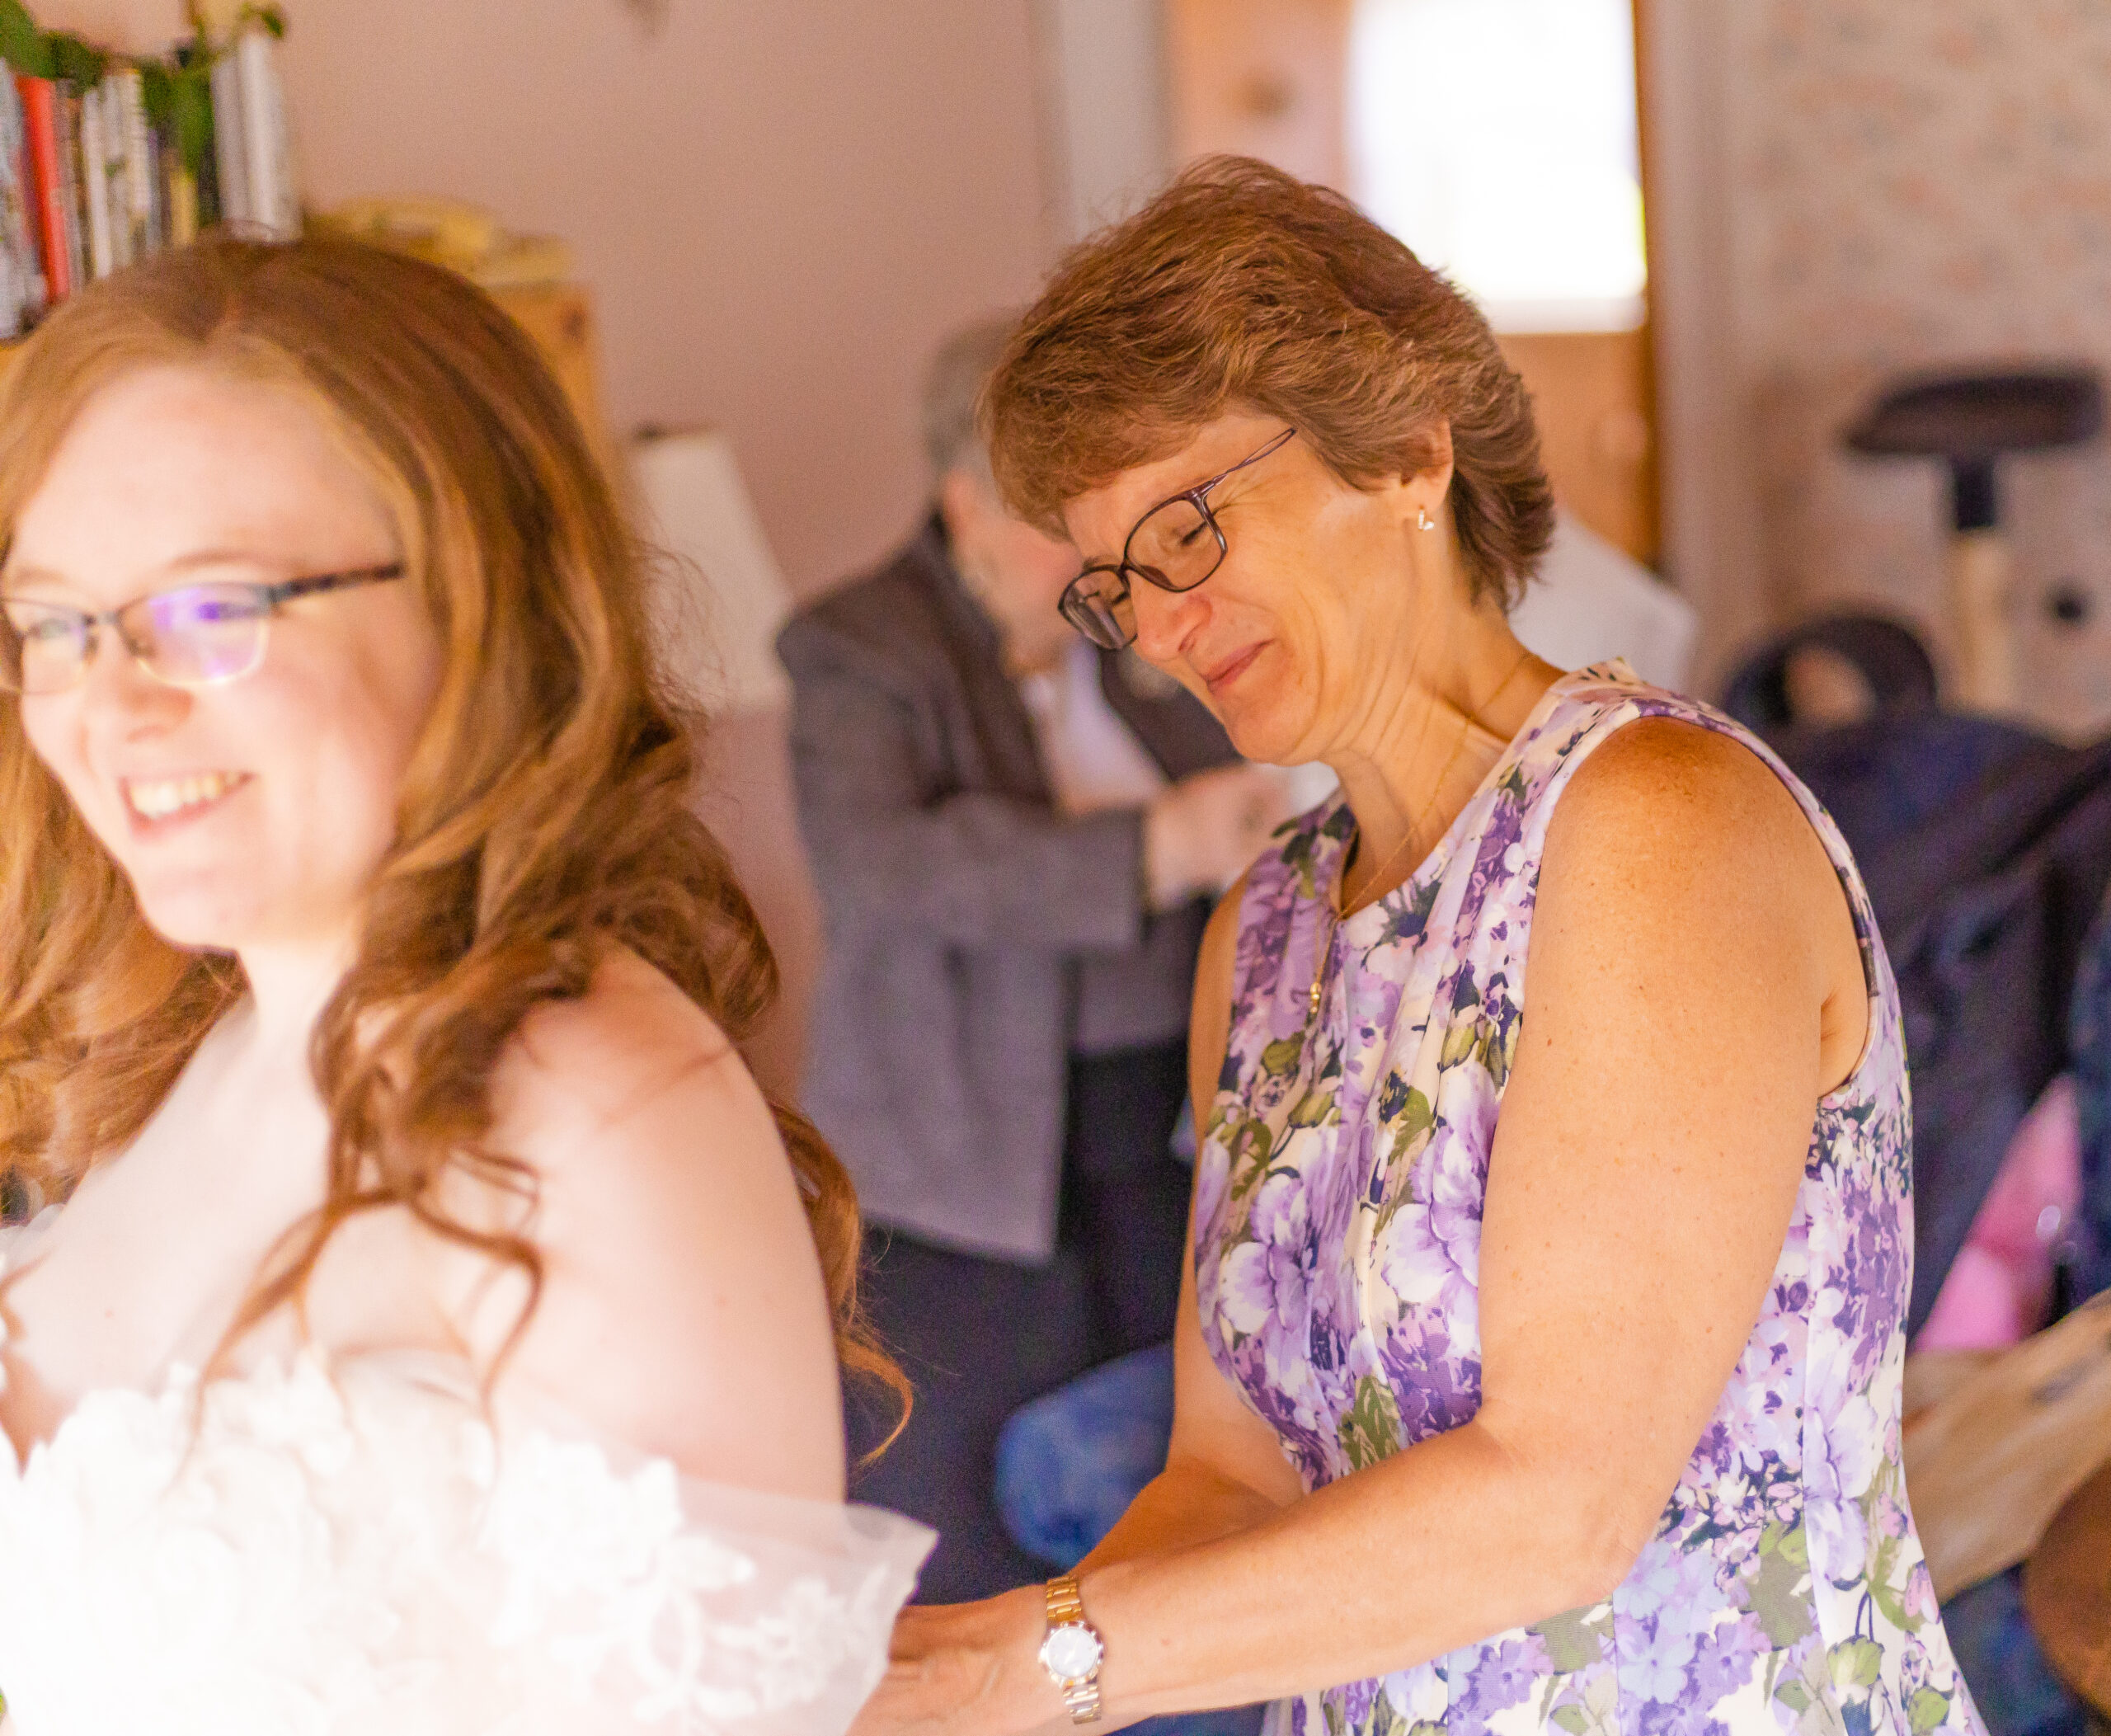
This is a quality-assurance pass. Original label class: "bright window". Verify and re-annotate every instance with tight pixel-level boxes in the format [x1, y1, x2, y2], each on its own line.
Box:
[1347, 0, 1647, 332]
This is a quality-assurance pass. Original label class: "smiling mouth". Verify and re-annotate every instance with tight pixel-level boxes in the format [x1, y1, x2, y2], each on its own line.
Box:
[120, 771, 252, 826]
[1202, 644, 1265, 691]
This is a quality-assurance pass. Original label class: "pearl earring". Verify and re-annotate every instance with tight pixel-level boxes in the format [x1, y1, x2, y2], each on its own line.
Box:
[1417, 507, 1435, 532]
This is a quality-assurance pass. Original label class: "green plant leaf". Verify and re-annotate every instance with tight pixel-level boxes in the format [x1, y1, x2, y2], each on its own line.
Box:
[1775, 1683, 1812, 1715]
[1906, 1688, 1951, 1736]
[44, 31, 105, 87]
[0, 1, 49, 77]
[1551, 1709, 1589, 1736]
[139, 58, 214, 177]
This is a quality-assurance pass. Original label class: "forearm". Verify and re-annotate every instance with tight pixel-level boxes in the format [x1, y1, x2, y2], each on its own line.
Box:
[1079, 1421, 1628, 1721]
[1079, 1453, 1286, 1574]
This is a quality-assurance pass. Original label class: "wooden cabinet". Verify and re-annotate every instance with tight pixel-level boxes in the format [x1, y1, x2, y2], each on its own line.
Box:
[487, 281, 616, 483]
[0, 278, 610, 482]
[1497, 328, 1658, 565]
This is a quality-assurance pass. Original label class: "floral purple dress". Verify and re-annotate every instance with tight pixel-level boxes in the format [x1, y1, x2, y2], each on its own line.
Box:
[1194, 664, 1983, 1736]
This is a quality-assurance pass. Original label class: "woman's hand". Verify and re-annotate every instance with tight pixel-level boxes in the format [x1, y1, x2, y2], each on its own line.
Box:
[853, 1586, 1071, 1736]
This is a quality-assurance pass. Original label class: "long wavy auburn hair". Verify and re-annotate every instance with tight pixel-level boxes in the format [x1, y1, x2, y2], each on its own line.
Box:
[0, 233, 904, 1417]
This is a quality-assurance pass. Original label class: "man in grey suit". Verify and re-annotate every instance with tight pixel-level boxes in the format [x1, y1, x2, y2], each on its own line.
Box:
[778, 320, 1290, 1600]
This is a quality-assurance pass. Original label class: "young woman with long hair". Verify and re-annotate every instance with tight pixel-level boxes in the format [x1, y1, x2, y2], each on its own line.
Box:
[0, 233, 923, 1734]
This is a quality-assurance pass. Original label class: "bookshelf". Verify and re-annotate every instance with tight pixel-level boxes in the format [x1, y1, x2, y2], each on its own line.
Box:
[0, 280, 613, 469]
[0, 15, 615, 502]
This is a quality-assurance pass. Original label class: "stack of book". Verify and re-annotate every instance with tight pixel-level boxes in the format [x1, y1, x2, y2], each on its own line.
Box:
[0, 13, 295, 341]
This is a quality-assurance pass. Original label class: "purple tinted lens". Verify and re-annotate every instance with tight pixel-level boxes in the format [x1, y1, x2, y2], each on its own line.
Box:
[129, 585, 268, 684]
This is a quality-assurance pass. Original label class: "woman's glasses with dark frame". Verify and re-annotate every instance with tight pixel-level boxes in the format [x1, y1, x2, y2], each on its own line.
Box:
[0, 562, 407, 695]
[1058, 426, 1297, 650]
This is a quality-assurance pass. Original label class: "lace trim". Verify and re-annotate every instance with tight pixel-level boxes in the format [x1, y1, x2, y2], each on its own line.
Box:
[0, 1345, 929, 1732]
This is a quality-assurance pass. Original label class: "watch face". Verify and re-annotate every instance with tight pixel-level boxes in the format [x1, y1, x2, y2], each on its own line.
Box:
[1040, 1623, 1105, 1681]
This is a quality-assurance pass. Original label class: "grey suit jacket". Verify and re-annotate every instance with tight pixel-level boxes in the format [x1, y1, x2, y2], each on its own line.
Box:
[777, 517, 1238, 1263]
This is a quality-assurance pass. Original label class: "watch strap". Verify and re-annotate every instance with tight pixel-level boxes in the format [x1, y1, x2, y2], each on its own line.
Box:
[1042, 1574, 1103, 1724]
[1046, 1574, 1088, 1628]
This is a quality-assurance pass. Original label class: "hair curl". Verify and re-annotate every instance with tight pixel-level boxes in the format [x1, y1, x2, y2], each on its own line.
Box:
[0, 234, 905, 1423]
[986, 156, 1555, 608]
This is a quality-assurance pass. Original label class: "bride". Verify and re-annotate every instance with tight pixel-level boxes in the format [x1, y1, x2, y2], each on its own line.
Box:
[0, 234, 928, 1734]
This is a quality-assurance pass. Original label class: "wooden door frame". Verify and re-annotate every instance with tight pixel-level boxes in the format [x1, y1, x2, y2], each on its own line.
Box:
[1636, 0, 1771, 689]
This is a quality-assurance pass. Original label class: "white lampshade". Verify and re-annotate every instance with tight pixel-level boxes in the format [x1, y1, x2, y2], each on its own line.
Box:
[631, 427, 794, 713]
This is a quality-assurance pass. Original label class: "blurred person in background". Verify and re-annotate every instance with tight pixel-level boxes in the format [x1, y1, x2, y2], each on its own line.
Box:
[778, 319, 1295, 1601]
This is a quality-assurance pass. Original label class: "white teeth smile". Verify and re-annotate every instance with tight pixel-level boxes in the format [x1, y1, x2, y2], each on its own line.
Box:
[122, 772, 245, 823]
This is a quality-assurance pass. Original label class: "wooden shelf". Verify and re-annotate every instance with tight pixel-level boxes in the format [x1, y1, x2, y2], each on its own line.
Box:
[0, 280, 612, 482]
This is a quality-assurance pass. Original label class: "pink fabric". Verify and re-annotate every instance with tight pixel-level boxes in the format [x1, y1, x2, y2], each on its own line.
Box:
[1915, 1075, 2083, 1350]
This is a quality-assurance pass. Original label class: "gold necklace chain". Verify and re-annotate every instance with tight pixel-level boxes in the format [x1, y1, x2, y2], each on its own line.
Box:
[1307, 648, 1535, 1022]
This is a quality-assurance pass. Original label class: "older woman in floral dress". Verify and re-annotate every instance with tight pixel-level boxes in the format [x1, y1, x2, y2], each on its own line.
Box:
[852, 158, 1982, 1736]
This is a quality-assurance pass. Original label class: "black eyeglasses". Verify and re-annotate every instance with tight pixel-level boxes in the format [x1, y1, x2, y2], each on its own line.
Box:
[1058, 427, 1297, 650]
[0, 562, 407, 695]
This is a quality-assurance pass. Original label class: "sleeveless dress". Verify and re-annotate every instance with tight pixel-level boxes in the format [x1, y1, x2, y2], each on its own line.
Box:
[1193, 664, 1983, 1736]
[0, 1210, 931, 1736]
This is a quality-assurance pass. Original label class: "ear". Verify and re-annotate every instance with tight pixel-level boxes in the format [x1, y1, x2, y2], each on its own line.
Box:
[1408, 421, 1457, 522]
[1371, 421, 1457, 532]
[936, 467, 983, 553]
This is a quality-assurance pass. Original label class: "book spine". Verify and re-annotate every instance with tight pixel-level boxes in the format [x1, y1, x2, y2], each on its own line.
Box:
[78, 84, 112, 279]
[209, 48, 247, 228]
[54, 85, 85, 294]
[16, 75, 68, 303]
[165, 139, 197, 247]
[143, 120, 167, 253]
[0, 73, 37, 331]
[114, 68, 151, 264]
[235, 28, 292, 239]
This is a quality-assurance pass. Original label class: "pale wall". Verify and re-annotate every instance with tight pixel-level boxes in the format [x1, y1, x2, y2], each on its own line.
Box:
[46, 0, 1059, 604]
[37, 0, 1065, 1094]
[1652, 0, 2111, 732]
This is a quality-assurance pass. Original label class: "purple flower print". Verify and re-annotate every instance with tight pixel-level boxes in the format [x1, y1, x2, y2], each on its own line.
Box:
[1378, 1661, 1448, 1729]
[1615, 1608, 1701, 1705]
[1219, 1172, 1317, 1349]
[1805, 1333, 1882, 1577]
[1449, 1638, 1543, 1736]
[1190, 671, 1982, 1736]
[1686, 1618, 1767, 1710]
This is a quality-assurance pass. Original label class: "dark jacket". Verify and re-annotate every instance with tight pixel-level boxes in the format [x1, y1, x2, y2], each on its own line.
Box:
[776, 517, 1236, 1262]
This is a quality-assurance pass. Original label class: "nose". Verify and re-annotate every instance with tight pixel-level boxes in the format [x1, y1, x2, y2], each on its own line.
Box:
[1129, 580, 1211, 668]
[78, 628, 191, 738]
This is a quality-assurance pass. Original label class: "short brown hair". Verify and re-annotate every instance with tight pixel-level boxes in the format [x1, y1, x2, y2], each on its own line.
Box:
[985, 156, 1555, 608]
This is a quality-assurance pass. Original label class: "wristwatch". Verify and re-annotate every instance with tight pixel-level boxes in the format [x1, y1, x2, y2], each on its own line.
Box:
[1037, 1574, 1107, 1724]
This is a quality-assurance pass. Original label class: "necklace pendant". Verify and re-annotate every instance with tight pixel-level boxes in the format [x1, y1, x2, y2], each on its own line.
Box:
[1309, 976, 1323, 1019]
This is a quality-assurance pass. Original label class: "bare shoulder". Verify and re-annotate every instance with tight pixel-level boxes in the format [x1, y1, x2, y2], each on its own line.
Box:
[495, 948, 739, 1154]
[1551, 716, 1813, 860]
[1532, 715, 1864, 1082]
[1540, 717, 1841, 927]
[470, 950, 844, 1497]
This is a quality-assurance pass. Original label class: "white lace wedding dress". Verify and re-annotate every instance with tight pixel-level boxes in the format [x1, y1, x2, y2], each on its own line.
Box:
[0, 1212, 932, 1736]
